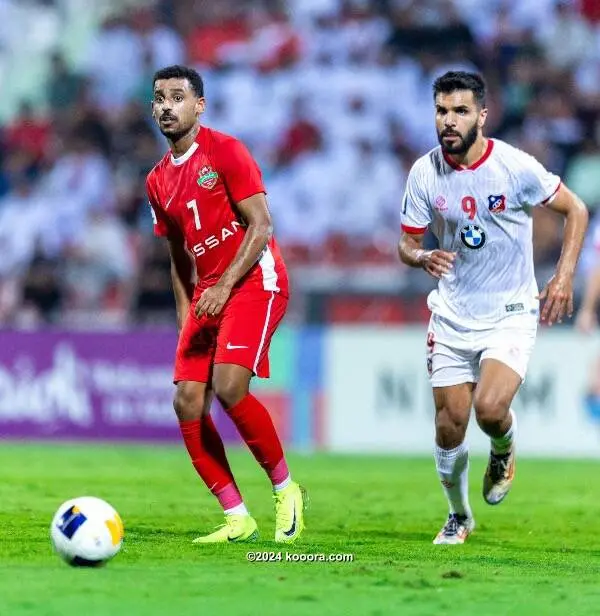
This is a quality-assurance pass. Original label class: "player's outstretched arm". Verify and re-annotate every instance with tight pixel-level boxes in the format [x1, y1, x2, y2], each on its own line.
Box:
[195, 193, 272, 318]
[168, 234, 195, 333]
[538, 184, 589, 326]
[398, 231, 455, 279]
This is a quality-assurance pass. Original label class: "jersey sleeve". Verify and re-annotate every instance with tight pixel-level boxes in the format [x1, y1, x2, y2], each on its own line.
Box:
[400, 161, 432, 234]
[514, 149, 561, 207]
[217, 138, 266, 203]
[146, 173, 172, 238]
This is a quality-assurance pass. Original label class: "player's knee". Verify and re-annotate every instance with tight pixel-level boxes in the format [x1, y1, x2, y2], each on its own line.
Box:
[212, 376, 247, 410]
[473, 393, 508, 428]
[173, 384, 205, 421]
[435, 408, 468, 448]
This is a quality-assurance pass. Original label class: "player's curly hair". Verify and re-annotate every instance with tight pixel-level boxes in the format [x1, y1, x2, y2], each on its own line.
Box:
[153, 65, 204, 98]
[433, 71, 486, 108]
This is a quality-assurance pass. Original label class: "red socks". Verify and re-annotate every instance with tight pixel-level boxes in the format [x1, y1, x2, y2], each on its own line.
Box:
[226, 394, 290, 486]
[179, 394, 290, 513]
[179, 415, 243, 510]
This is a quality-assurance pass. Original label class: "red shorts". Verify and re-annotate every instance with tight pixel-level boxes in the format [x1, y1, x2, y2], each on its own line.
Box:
[174, 290, 288, 383]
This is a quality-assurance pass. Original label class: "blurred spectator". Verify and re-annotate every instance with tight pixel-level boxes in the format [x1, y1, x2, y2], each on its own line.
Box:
[67, 85, 113, 156]
[274, 97, 323, 167]
[331, 138, 404, 245]
[83, 15, 145, 111]
[565, 139, 600, 211]
[41, 130, 116, 252]
[499, 56, 539, 132]
[111, 100, 158, 171]
[131, 6, 185, 70]
[387, 1, 476, 59]
[522, 89, 584, 171]
[537, 0, 595, 71]
[0, 149, 39, 197]
[62, 206, 136, 318]
[0, 174, 51, 276]
[18, 247, 64, 326]
[581, 0, 600, 24]
[46, 52, 83, 113]
[4, 100, 51, 166]
[186, 5, 250, 68]
[133, 239, 174, 324]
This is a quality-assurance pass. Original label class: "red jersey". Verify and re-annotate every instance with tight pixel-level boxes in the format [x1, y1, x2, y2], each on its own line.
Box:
[146, 126, 289, 297]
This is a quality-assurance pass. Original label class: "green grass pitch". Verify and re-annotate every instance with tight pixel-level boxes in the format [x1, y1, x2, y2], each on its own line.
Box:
[1, 443, 599, 615]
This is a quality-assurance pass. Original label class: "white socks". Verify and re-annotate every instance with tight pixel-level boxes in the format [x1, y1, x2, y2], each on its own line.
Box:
[273, 476, 292, 492]
[224, 503, 249, 516]
[491, 409, 517, 455]
[434, 442, 472, 519]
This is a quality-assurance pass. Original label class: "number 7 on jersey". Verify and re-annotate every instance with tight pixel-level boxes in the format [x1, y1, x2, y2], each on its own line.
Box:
[187, 199, 202, 230]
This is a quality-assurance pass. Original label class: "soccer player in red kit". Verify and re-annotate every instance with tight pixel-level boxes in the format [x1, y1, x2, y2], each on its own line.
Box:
[146, 65, 306, 543]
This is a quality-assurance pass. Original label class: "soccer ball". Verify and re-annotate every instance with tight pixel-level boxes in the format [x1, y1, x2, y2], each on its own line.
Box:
[50, 496, 124, 567]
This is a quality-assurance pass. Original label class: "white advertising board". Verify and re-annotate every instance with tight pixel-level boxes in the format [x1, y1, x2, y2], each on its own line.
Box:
[324, 327, 600, 456]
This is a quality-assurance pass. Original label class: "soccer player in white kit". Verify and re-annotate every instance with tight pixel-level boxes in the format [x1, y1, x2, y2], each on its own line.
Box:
[398, 72, 589, 545]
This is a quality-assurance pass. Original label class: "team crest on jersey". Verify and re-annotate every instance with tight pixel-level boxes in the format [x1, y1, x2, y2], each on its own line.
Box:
[460, 224, 486, 249]
[488, 194, 506, 213]
[197, 166, 219, 190]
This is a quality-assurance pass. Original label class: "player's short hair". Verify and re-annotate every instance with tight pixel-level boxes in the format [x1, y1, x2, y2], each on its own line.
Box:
[153, 65, 204, 98]
[433, 71, 486, 108]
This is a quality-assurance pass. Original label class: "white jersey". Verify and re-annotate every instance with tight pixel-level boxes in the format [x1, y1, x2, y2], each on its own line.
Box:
[401, 138, 561, 329]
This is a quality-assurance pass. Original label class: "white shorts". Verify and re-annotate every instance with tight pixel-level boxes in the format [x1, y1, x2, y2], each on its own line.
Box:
[426, 313, 538, 387]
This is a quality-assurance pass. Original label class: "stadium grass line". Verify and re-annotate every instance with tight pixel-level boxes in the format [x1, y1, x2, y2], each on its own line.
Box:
[0, 443, 599, 615]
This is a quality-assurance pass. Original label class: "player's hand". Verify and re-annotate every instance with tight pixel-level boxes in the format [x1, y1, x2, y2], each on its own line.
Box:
[195, 282, 232, 319]
[418, 249, 456, 279]
[575, 307, 597, 334]
[538, 274, 573, 326]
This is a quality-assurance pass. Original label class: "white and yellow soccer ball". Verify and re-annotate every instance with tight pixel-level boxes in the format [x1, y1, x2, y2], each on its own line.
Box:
[50, 496, 124, 567]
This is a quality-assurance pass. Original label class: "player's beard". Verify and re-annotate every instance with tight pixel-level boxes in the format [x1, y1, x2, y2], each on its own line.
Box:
[438, 122, 478, 155]
[159, 125, 190, 142]
[158, 113, 195, 142]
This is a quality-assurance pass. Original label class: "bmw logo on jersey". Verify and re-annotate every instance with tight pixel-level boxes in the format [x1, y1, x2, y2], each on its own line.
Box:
[460, 224, 486, 249]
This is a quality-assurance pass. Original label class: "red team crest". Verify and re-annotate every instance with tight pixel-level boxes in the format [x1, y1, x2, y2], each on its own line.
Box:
[197, 166, 219, 190]
[488, 194, 506, 213]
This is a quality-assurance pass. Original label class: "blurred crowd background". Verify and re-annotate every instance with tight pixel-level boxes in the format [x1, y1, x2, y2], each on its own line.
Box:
[1, 0, 600, 328]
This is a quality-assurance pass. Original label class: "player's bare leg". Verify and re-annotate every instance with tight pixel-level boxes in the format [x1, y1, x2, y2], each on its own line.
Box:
[213, 363, 307, 542]
[174, 380, 258, 543]
[432, 383, 476, 544]
[474, 359, 520, 505]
